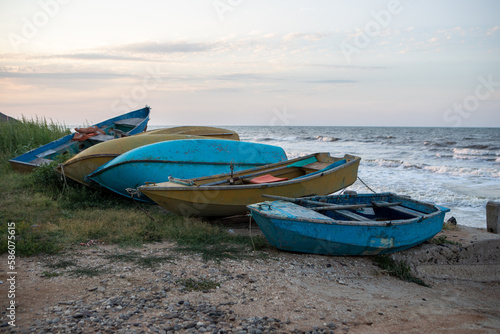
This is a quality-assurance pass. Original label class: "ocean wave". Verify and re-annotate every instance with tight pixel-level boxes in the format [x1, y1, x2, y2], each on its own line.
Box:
[435, 153, 453, 158]
[363, 159, 432, 170]
[315, 136, 340, 142]
[254, 135, 338, 142]
[452, 148, 500, 160]
[363, 158, 499, 178]
[375, 135, 396, 139]
[422, 165, 500, 178]
[424, 141, 457, 147]
[363, 159, 406, 168]
[463, 144, 492, 150]
[254, 137, 276, 142]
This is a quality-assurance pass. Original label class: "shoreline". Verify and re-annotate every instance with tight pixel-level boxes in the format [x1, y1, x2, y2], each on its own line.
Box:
[1, 222, 499, 333]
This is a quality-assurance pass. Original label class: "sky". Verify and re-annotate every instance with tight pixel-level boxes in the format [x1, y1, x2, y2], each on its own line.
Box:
[0, 0, 499, 127]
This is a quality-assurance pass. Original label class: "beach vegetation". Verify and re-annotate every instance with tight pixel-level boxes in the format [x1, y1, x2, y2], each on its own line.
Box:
[0, 117, 267, 259]
[41, 270, 63, 278]
[430, 235, 461, 246]
[136, 254, 176, 267]
[177, 277, 220, 292]
[46, 259, 78, 269]
[70, 265, 106, 277]
[0, 115, 70, 172]
[105, 251, 175, 267]
[374, 255, 431, 287]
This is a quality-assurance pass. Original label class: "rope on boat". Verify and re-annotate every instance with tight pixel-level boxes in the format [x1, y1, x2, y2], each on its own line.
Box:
[249, 214, 256, 252]
[126, 188, 157, 223]
[58, 164, 69, 198]
[357, 176, 377, 193]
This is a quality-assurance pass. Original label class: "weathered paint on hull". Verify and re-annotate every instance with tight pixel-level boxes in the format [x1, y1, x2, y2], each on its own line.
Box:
[139, 154, 360, 217]
[139, 126, 240, 140]
[89, 139, 287, 201]
[58, 128, 239, 185]
[9, 106, 150, 172]
[247, 193, 450, 256]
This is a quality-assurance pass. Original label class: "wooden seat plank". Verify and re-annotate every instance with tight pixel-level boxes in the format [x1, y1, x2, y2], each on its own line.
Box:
[373, 201, 424, 217]
[335, 209, 373, 221]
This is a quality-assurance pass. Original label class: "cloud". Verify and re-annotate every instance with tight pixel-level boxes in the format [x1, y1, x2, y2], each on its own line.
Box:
[198, 87, 244, 93]
[306, 79, 356, 84]
[0, 71, 129, 80]
[118, 41, 220, 54]
[307, 63, 388, 70]
[213, 73, 272, 81]
[487, 26, 499, 36]
[283, 32, 332, 42]
[47, 53, 144, 61]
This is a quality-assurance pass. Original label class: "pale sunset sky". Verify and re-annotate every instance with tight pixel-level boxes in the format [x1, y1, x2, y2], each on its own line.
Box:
[0, 0, 499, 127]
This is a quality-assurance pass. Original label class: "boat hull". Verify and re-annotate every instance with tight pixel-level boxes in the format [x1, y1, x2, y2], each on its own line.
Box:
[247, 193, 449, 256]
[9, 106, 150, 172]
[140, 126, 239, 140]
[57, 127, 239, 185]
[139, 153, 360, 217]
[89, 139, 287, 201]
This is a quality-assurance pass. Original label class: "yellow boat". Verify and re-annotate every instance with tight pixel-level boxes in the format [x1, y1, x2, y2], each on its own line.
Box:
[56, 126, 239, 185]
[138, 126, 239, 140]
[138, 153, 361, 217]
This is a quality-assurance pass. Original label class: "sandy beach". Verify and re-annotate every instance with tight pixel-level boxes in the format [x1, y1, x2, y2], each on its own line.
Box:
[1, 220, 499, 333]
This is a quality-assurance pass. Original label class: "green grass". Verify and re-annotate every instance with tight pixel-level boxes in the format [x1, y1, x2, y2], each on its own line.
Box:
[177, 278, 220, 292]
[374, 255, 431, 287]
[105, 251, 175, 267]
[172, 219, 271, 262]
[137, 255, 176, 267]
[41, 270, 63, 278]
[430, 235, 461, 246]
[0, 117, 264, 259]
[104, 251, 142, 263]
[0, 116, 70, 173]
[46, 259, 78, 269]
[70, 265, 106, 277]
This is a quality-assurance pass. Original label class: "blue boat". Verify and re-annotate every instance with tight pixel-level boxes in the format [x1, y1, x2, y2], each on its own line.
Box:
[9, 106, 151, 172]
[88, 139, 287, 202]
[247, 193, 450, 256]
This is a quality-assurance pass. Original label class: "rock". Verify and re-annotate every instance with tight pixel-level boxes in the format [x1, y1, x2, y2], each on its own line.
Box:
[184, 322, 196, 329]
[326, 322, 336, 329]
[73, 313, 84, 319]
[487, 201, 500, 233]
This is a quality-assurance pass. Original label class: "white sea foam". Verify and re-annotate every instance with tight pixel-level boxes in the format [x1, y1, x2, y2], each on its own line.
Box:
[362, 158, 499, 178]
[452, 147, 500, 161]
[152, 125, 500, 228]
[315, 136, 339, 142]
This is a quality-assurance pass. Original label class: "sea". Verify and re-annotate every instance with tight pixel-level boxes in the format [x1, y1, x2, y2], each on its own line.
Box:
[153, 126, 499, 228]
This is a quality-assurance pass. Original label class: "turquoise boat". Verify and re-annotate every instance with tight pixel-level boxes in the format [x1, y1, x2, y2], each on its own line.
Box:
[9, 106, 151, 172]
[88, 139, 287, 202]
[247, 193, 450, 256]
